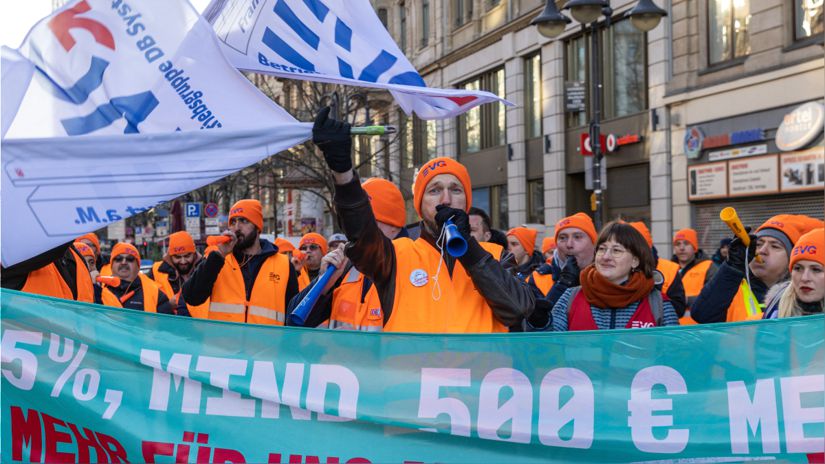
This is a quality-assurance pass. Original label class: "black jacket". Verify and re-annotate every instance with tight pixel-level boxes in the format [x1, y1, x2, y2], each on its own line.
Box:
[98, 277, 174, 314]
[182, 239, 299, 314]
[334, 175, 534, 328]
[691, 262, 770, 323]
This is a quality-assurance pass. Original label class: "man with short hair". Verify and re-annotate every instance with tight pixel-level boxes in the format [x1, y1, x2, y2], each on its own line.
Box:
[468, 207, 493, 243]
[312, 107, 533, 333]
[670, 228, 717, 321]
[526, 213, 598, 330]
[297, 233, 328, 290]
[182, 199, 299, 325]
[147, 231, 200, 307]
[506, 227, 541, 279]
[98, 243, 172, 313]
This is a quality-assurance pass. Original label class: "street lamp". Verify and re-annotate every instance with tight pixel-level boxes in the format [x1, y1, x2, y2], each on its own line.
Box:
[533, 0, 666, 229]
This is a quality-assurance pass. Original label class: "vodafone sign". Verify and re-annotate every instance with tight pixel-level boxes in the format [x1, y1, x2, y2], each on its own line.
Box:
[580, 133, 642, 155]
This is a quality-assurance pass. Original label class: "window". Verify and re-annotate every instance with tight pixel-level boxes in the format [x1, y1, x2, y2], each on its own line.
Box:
[421, 1, 430, 47]
[455, 0, 473, 27]
[399, 4, 407, 53]
[472, 185, 509, 229]
[457, 68, 506, 153]
[527, 180, 544, 224]
[564, 19, 647, 128]
[602, 20, 646, 119]
[413, 118, 437, 163]
[795, 0, 823, 40]
[565, 35, 588, 128]
[487, 0, 502, 9]
[378, 8, 388, 28]
[708, 0, 751, 64]
[524, 53, 542, 139]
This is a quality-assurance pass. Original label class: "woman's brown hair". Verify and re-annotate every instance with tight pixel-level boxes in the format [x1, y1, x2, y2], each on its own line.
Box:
[595, 221, 656, 278]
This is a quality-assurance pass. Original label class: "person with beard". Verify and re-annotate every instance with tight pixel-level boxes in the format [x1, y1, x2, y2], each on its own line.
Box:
[296, 233, 328, 290]
[312, 107, 533, 333]
[97, 243, 173, 313]
[146, 231, 200, 307]
[182, 199, 298, 325]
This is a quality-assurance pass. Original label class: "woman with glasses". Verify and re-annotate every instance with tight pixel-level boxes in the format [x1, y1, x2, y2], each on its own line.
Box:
[763, 228, 824, 319]
[551, 221, 679, 331]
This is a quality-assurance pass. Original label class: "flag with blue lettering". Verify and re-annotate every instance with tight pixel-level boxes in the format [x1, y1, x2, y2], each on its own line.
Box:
[203, 0, 511, 119]
[1, 0, 311, 267]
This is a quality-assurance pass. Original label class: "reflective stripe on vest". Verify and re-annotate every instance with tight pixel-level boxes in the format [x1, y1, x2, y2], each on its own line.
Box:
[388, 238, 507, 333]
[209, 252, 290, 325]
[725, 280, 764, 322]
[681, 260, 713, 298]
[656, 259, 680, 294]
[328, 267, 384, 332]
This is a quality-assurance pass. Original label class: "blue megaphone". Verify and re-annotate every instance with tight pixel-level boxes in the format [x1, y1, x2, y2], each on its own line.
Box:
[444, 219, 468, 257]
[288, 264, 337, 326]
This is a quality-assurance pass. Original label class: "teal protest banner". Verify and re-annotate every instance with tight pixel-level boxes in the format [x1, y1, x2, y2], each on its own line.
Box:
[1, 289, 823, 463]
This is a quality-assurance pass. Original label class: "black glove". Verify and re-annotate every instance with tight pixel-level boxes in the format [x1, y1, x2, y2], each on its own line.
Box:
[726, 229, 757, 272]
[528, 298, 553, 330]
[312, 107, 352, 173]
[435, 205, 471, 240]
[558, 256, 580, 287]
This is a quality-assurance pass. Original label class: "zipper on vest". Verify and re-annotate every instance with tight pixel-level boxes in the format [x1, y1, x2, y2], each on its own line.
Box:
[609, 309, 617, 329]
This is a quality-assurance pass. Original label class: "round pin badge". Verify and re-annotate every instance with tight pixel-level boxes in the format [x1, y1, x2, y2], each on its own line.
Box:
[409, 269, 429, 287]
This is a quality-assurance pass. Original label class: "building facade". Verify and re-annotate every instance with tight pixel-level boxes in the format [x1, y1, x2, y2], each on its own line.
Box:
[372, 0, 822, 255]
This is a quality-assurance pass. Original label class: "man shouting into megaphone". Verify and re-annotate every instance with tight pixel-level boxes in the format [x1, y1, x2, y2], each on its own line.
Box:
[312, 107, 534, 333]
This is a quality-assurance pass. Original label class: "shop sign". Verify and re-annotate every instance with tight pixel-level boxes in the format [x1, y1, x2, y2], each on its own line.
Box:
[684, 127, 704, 159]
[728, 155, 779, 197]
[580, 133, 641, 155]
[780, 147, 825, 192]
[616, 134, 642, 146]
[776, 101, 825, 152]
[688, 162, 727, 200]
[708, 144, 768, 162]
[702, 128, 766, 150]
[565, 81, 586, 112]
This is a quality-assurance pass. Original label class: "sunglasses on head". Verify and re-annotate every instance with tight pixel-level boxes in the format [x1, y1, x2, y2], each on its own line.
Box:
[299, 244, 320, 251]
[114, 255, 136, 263]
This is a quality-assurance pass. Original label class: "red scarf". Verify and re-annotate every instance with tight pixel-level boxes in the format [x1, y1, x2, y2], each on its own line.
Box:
[579, 265, 654, 308]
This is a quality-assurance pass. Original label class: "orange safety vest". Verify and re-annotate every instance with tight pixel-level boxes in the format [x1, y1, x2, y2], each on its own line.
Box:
[678, 260, 714, 325]
[530, 271, 555, 296]
[681, 260, 713, 299]
[327, 267, 383, 332]
[150, 262, 177, 303]
[100, 273, 159, 312]
[298, 268, 311, 291]
[656, 258, 680, 295]
[386, 238, 507, 333]
[21, 248, 94, 303]
[726, 280, 764, 322]
[186, 299, 211, 318]
[209, 253, 291, 325]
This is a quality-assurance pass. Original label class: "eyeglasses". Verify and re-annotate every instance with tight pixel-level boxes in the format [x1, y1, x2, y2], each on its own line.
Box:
[596, 246, 628, 258]
[299, 244, 320, 251]
[114, 255, 136, 263]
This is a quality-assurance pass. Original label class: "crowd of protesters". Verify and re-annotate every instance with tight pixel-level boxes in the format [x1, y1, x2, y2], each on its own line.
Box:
[2, 108, 823, 332]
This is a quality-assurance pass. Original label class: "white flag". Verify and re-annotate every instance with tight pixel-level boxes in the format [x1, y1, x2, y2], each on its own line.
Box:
[204, 0, 512, 119]
[1, 0, 311, 267]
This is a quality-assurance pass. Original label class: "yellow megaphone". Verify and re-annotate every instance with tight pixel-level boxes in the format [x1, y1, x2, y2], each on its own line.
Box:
[719, 207, 762, 263]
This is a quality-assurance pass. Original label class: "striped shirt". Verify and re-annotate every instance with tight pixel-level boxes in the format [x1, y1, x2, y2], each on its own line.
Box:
[551, 286, 679, 331]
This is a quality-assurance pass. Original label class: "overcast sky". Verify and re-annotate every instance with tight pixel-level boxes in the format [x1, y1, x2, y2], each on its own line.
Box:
[1, 0, 211, 49]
